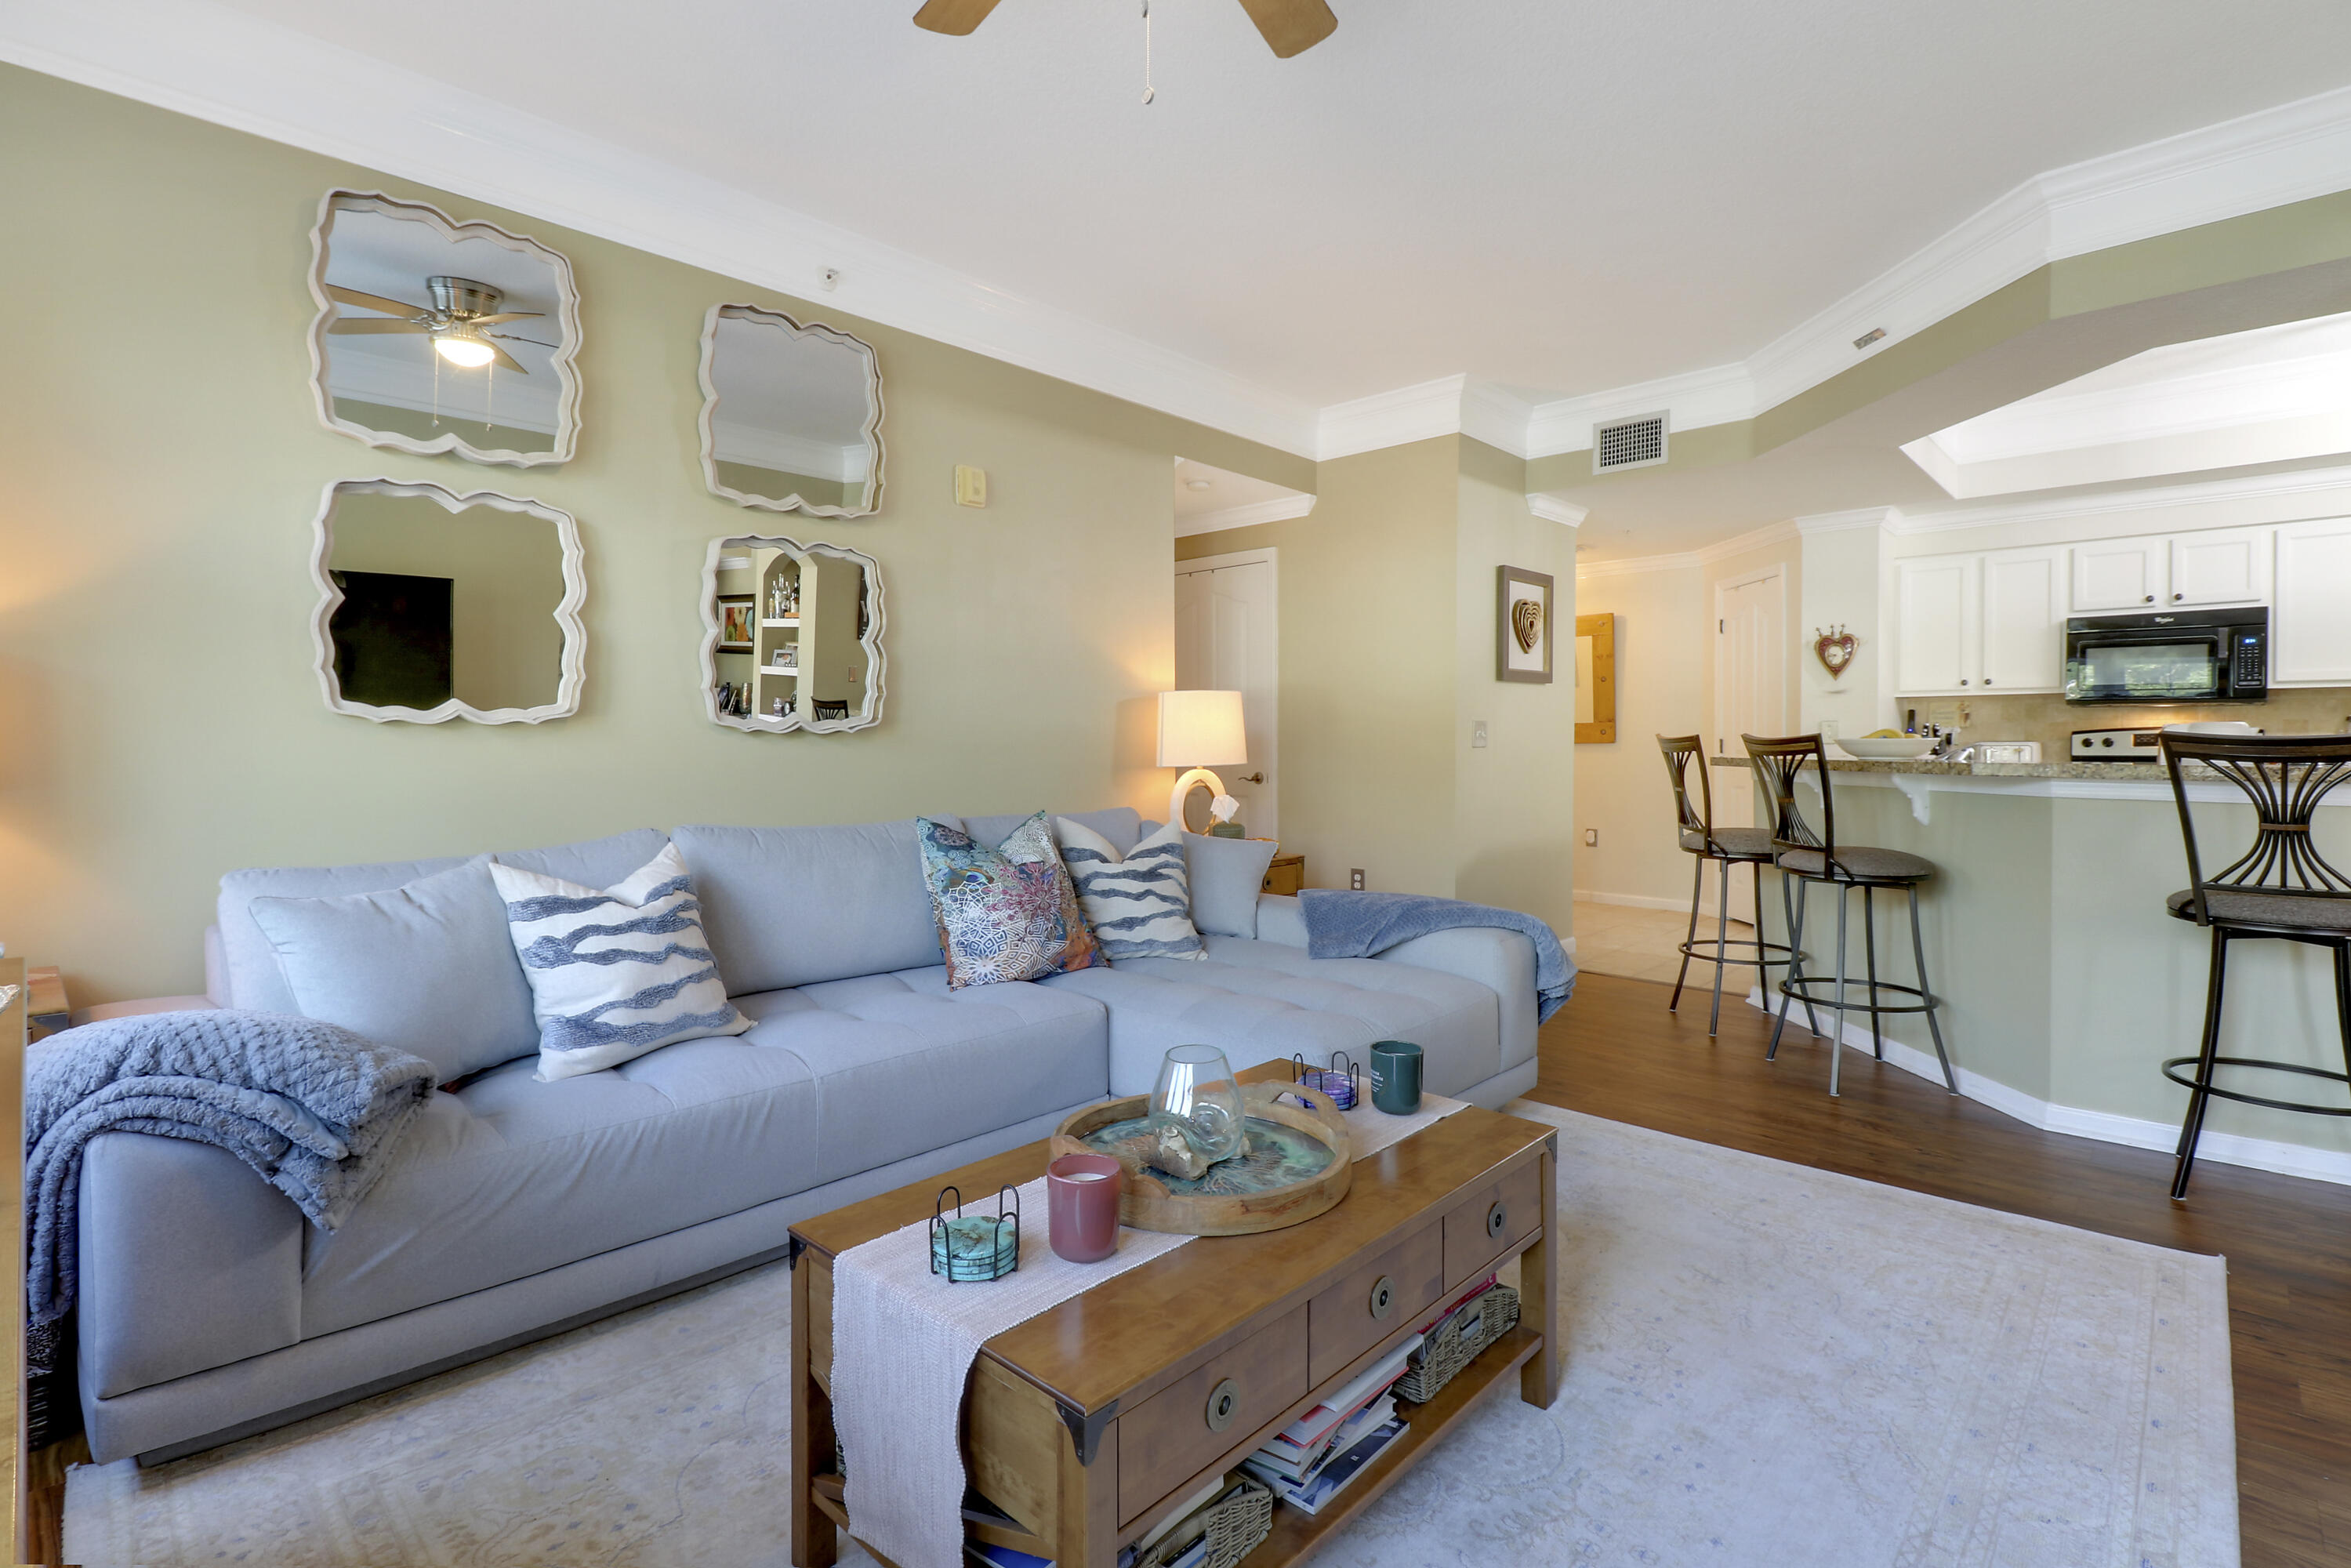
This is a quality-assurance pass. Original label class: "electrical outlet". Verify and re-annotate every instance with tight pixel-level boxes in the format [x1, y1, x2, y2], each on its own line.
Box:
[953, 465, 988, 507]
[1584, 829, 1598, 847]
[1819, 718, 1840, 742]
[1471, 720, 1489, 750]
[1349, 869, 1366, 891]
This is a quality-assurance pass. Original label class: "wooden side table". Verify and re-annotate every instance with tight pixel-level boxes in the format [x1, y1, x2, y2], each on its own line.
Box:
[1261, 855, 1305, 897]
[24, 968, 67, 1042]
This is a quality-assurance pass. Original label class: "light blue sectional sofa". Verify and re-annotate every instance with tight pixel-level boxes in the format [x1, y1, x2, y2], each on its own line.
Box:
[74, 808, 1540, 1464]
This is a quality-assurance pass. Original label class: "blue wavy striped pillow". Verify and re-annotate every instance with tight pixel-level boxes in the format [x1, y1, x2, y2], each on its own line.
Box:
[1054, 818, 1205, 962]
[488, 843, 750, 1080]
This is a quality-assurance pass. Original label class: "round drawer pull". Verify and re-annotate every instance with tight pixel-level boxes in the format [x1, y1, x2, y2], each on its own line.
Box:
[1206, 1377, 1240, 1433]
[1369, 1274, 1396, 1321]
[1486, 1200, 1509, 1240]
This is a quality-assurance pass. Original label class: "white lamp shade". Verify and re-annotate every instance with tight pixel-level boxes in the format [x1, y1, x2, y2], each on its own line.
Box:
[1156, 690, 1248, 768]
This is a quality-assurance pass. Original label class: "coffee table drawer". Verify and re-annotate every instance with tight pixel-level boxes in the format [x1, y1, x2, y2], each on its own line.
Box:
[1442, 1157, 1541, 1287]
[1307, 1221, 1442, 1386]
[1117, 1305, 1308, 1523]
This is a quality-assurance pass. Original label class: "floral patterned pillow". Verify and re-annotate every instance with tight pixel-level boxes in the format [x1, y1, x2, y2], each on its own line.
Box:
[916, 813, 1103, 988]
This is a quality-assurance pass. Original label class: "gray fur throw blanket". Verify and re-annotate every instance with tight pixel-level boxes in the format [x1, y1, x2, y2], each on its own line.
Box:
[25, 1009, 434, 1371]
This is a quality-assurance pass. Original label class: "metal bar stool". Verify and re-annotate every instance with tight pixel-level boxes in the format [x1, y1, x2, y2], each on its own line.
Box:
[1657, 735, 1805, 1035]
[1743, 732, 1957, 1098]
[2158, 730, 2351, 1199]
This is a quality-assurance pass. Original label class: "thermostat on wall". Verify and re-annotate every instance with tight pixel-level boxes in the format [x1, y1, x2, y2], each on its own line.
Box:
[954, 465, 988, 507]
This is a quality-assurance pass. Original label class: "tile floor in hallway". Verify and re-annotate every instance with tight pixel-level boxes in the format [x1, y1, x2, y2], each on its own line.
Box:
[1572, 898, 1761, 985]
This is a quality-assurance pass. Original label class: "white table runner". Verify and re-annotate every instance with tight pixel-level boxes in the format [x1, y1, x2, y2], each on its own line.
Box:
[831, 1091, 1469, 1568]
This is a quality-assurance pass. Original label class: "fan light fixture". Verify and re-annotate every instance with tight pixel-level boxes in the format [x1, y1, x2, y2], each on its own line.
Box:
[434, 332, 496, 368]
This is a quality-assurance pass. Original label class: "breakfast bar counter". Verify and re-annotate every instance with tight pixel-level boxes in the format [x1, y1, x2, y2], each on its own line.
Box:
[1699, 753, 2351, 1181]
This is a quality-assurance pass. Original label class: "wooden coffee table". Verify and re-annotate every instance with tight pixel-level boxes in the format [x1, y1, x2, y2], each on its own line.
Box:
[788, 1064, 1559, 1568]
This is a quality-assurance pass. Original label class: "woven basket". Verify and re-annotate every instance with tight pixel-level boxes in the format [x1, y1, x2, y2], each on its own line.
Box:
[1134, 1475, 1275, 1568]
[1393, 1283, 1519, 1404]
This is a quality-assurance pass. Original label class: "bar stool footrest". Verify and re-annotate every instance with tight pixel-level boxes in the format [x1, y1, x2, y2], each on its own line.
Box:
[1675, 936, 1801, 971]
[1779, 975, 1938, 1016]
[2161, 1055, 2351, 1117]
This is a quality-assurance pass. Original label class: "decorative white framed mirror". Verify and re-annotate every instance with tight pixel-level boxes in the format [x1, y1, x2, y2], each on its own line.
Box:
[698, 304, 884, 517]
[307, 190, 582, 467]
[309, 478, 586, 724]
[701, 535, 884, 734]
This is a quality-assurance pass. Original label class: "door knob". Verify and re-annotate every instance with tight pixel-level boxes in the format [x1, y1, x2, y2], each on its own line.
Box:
[2144, 595, 2154, 603]
[1236, 772, 1265, 785]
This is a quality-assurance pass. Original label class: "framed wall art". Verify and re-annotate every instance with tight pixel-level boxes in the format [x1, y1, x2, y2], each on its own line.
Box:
[717, 594, 756, 653]
[1497, 566, 1553, 684]
[1576, 612, 1616, 742]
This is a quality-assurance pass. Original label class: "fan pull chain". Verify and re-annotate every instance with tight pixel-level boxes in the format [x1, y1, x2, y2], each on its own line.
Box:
[430, 343, 442, 428]
[1141, 0, 1154, 104]
[484, 358, 495, 432]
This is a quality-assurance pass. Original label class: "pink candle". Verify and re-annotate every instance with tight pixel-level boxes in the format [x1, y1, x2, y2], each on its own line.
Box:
[1047, 1154, 1123, 1262]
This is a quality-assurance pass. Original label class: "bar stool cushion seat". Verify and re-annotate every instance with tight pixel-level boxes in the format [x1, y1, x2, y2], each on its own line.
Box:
[1776, 844, 1934, 883]
[1678, 827, 1778, 859]
[2165, 887, 2351, 931]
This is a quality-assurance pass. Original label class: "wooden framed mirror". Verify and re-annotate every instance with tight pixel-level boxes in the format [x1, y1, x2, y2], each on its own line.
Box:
[308, 478, 586, 724]
[700, 535, 885, 733]
[1576, 612, 1616, 743]
[307, 191, 582, 468]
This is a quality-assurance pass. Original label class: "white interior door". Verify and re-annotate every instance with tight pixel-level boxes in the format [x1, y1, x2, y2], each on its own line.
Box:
[1174, 550, 1278, 837]
[1707, 570, 1784, 914]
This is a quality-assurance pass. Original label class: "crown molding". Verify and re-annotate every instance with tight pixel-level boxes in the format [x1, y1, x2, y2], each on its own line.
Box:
[1893, 460, 2351, 537]
[1795, 506, 1902, 535]
[0, 0, 1323, 458]
[1525, 81, 2351, 459]
[1174, 493, 1316, 537]
[1314, 376, 1471, 461]
[1526, 495, 1587, 527]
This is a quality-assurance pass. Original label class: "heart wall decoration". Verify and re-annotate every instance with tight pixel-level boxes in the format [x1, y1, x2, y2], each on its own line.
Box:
[1814, 624, 1857, 680]
[1511, 597, 1544, 653]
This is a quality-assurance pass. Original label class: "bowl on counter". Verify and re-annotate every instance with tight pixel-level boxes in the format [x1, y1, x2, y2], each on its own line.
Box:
[1836, 735, 1937, 760]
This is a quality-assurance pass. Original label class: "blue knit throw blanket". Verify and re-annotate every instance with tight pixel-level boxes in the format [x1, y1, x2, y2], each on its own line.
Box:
[24, 1009, 435, 1372]
[1295, 890, 1576, 1022]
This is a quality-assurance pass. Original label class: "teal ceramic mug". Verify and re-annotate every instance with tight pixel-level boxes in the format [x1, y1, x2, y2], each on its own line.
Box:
[1369, 1039, 1424, 1115]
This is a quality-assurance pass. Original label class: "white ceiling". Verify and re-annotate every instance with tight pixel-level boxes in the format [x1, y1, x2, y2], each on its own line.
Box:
[1172, 456, 1312, 535]
[98, 0, 2351, 424]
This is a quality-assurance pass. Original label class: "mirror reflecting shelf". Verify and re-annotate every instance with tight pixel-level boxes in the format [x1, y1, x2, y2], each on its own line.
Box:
[703, 535, 883, 733]
[698, 304, 883, 517]
[310, 479, 586, 724]
[307, 190, 582, 467]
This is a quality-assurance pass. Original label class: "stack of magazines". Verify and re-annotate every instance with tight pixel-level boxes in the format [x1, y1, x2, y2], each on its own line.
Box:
[1239, 1337, 1418, 1515]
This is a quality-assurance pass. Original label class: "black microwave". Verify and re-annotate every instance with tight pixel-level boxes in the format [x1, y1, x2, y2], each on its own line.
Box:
[2063, 607, 2267, 705]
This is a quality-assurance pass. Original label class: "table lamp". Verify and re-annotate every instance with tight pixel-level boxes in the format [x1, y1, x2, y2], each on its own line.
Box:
[1157, 689, 1250, 833]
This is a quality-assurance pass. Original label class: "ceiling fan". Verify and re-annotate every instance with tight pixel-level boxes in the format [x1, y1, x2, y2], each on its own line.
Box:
[913, 0, 1336, 57]
[325, 276, 543, 372]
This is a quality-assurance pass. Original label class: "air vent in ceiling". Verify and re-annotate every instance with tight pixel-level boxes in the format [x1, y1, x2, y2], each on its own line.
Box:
[1593, 412, 1668, 474]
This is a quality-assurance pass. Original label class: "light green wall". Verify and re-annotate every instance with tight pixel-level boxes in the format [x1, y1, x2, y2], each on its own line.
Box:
[327, 489, 568, 713]
[1572, 564, 1708, 906]
[1177, 436, 1580, 935]
[0, 67, 1309, 1003]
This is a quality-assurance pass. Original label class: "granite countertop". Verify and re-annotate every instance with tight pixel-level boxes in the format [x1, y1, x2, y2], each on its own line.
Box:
[1705, 753, 2188, 781]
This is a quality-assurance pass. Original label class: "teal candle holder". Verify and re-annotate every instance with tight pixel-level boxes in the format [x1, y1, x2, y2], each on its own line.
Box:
[929, 1184, 1021, 1283]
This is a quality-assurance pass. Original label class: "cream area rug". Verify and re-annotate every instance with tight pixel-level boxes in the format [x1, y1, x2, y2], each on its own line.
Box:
[67, 1104, 2237, 1567]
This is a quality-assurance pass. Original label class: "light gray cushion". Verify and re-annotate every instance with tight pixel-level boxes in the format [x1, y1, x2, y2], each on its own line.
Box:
[1681, 826, 1778, 858]
[672, 819, 952, 993]
[2167, 887, 2351, 931]
[1042, 934, 1497, 1096]
[1183, 833, 1282, 938]
[248, 858, 537, 1082]
[216, 830, 669, 1013]
[296, 966, 1107, 1337]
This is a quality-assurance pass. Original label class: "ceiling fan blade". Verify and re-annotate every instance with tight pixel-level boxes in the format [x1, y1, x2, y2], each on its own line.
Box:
[1234, 0, 1335, 56]
[328, 318, 432, 336]
[486, 341, 529, 376]
[468, 311, 543, 326]
[325, 283, 428, 318]
[912, 0, 1002, 35]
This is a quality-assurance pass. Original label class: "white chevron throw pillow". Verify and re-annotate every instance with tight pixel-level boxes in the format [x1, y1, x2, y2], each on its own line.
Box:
[488, 842, 751, 1081]
[1054, 818, 1205, 962]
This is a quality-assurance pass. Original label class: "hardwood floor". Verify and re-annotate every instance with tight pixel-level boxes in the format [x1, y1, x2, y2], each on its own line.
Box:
[1534, 971, 2351, 1568]
[25, 972, 2350, 1564]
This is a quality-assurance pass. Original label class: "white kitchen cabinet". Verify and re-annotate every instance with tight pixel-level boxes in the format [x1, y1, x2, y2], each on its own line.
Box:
[2273, 517, 2351, 684]
[1979, 548, 2065, 691]
[2071, 536, 2166, 612]
[2168, 527, 2270, 606]
[1896, 557, 1976, 695]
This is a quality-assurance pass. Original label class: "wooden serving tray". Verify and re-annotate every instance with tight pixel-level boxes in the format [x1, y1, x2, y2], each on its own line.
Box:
[1051, 1080, 1352, 1236]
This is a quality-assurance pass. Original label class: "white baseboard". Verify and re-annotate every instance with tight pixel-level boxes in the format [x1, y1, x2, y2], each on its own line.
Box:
[1575, 890, 1689, 912]
[1739, 987, 2351, 1188]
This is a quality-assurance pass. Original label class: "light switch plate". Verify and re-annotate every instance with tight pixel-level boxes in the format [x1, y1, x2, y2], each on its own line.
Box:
[953, 465, 988, 507]
[1471, 720, 1489, 749]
